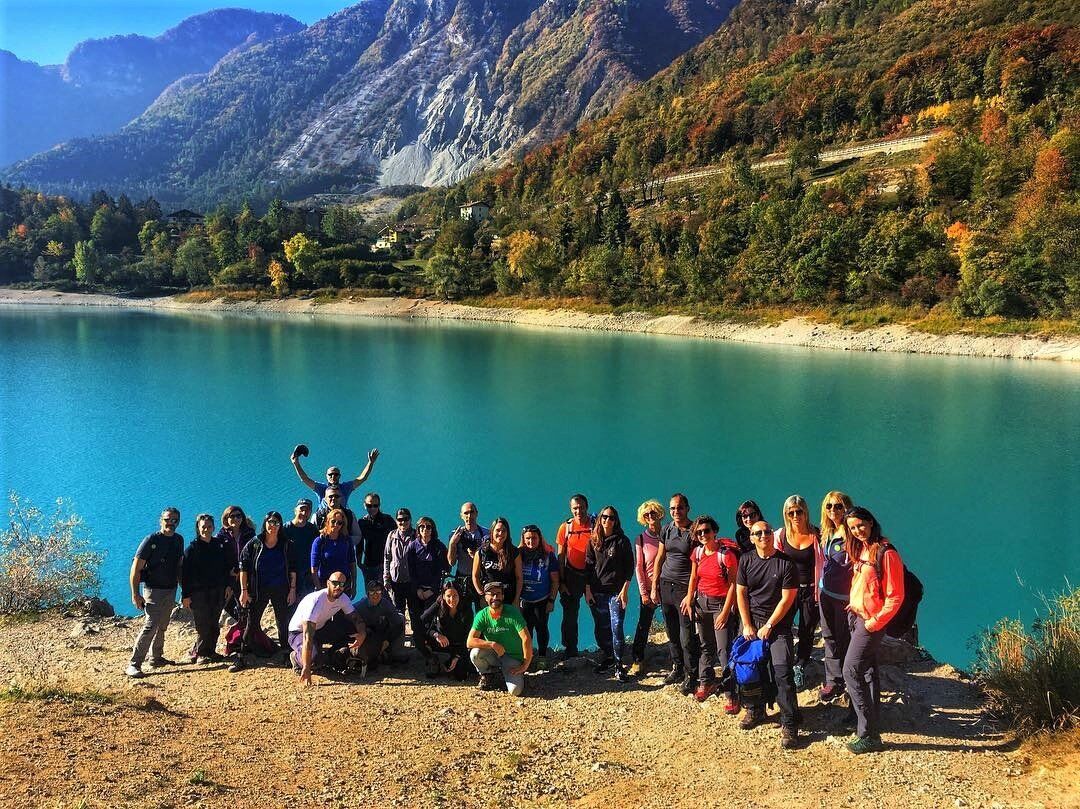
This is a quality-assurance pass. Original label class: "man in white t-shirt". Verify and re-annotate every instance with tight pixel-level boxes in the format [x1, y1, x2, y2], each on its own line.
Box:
[287, 572, 367, 686]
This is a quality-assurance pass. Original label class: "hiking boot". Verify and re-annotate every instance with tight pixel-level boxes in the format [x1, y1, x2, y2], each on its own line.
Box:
[148, 656, 175, 669]
[534, 655, 548, 671]
[723, 694, 739, 715]
[228, 656, 245, 673]
[695, 680, 720, 702]
[562, 647, 579, 660]
[593, 657, 615, 674]
[125, 663, 143, 679]
[819, 683, 843, 703]
[793, 664, 805, 692]
[478, 673, 501, 692]
[680, 677, 699, 697]
[614, 666, 631, 683]
[781, 726, 799, 750]
[663, 665, 685, 686]
[739, 708, 764, 730]
[847, 735, 885, 755]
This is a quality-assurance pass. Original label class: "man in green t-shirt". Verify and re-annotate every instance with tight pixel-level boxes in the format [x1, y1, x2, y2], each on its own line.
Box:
[468, 581, 533, 695]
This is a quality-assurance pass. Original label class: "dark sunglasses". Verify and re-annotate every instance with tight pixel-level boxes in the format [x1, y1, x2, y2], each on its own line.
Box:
[365, 503, 380, 509]
[695, 528, 714, 536]
[750, 529, 773, 537]
[826, 503, 846, 510]
[327, 579, 346, 587]
[600, 514, 616, 521]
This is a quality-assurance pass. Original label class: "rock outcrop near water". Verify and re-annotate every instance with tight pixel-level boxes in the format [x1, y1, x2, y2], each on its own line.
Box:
[0, 10, 304, 167]
[4, 0, 737, 204]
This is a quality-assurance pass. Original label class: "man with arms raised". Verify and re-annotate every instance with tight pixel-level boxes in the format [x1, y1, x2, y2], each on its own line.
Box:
[288, 571, 368, 686]
[290, 444, 379, 510]
[467, 581, 532, 696]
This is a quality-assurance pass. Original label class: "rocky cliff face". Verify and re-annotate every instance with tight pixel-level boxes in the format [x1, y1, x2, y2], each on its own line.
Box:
[5, 0, 737, 203]
[0, 9, 303, 167]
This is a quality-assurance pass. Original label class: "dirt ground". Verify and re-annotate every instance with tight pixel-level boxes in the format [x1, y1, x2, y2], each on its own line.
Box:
[1, 610, 1076, 809]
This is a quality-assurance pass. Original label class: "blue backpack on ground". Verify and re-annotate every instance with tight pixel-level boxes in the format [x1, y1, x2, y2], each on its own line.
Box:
[727, 636, 777, 710]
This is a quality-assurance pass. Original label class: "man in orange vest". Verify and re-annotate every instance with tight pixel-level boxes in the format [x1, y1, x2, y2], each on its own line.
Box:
[555, 493, 593, 659]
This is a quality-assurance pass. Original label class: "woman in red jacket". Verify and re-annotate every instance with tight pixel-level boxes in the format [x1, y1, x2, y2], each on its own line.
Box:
[843, 506, 905, 754]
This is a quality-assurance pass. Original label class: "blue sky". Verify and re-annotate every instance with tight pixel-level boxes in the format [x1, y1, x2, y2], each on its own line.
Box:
[1, 1, 351, 65]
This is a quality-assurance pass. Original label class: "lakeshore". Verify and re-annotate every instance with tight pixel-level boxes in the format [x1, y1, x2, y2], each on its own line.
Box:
[2, 609, 1078, 808]
[2, 288, 1079, 362]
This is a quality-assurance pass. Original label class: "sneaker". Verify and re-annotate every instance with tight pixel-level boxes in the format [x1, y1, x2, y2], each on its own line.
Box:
[695, 680, 720, 702]
[847, 735, 885, 755]
[680, 677, 698, 697]
[534, 655, 548, 672]
[723, 695, 739, 715]
[739, 708, 763, 730]
[819, 683, 842, 703]
[793, 664, 805, 692]
[781, 726, 799, 750]
[289, 651, 302, 674]
[125, 663, 143, 679]
[359, 660, 369, 679]
[148, 657, 175, 669]
[593, 657, 615, 674]
[478, 673, 501, 692]
[628, 661, 643, 677]
[663, 666, 685, 686]
[228, 656, 245, 673]
[195, 656, 215, 665]
[614, 666, 631, 683]
[205, 652, 226, 663]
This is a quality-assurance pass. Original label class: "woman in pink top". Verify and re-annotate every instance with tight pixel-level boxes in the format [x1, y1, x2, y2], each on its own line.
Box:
[629, 499, 663, 674]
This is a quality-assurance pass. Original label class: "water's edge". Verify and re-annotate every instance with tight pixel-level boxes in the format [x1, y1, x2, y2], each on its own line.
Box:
[3, 288, 1078, 362]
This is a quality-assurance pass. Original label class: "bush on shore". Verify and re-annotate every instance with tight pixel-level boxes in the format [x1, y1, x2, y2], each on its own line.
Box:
[0, 493, 101, 614]
[973, 585, 1080, 734]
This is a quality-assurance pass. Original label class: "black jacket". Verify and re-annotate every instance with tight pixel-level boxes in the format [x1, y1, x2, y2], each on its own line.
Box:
[585, 531, 635, 593]
[421, 598, 472, 652]
[181, 536, 232, 599]
[238, 536, 295, 603]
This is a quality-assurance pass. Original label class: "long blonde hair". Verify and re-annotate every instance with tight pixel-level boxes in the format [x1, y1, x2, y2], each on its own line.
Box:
[781, 494, 814, 538]
[819, 491, 853, 538]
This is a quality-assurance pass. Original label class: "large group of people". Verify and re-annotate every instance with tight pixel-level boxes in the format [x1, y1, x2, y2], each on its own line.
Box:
[125, 448, 907, 753]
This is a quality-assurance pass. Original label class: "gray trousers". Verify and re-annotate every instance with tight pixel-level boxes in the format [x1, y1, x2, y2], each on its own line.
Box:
[131, 586, 176, 665]
[470, 647, 525, 696]
[820, 592, 851, 689]
[844, 614, 885, 739]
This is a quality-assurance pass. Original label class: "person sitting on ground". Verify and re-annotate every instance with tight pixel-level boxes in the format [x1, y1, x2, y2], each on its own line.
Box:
[842, 506, 906, 755]
[630, 499, 664, 675]
[447, 501, 489, 608]
[555, 494, 593, 659]
[683, 515, 739, 711]
[353, 579, 407, 665]
[518, 524, 560, 670]
[406, 516, 450, 636]
[283, 499, 319, 599]
[421, 579, 473, 680]
[736, 520, 801, 749]
[358, 492, 396, 592]
[311, 507, 358, 596]
[181, 513, 232, 664]
[290, 445, 379, 510]
[467, 581, 532, 695]
[288, 572, 368, 686]
[384, 507, 416, 619]
[585, 506, 635, 683]
[472, 517, 523, 602]
[233, 511, 296, 672]
[126, 507, 185, 678]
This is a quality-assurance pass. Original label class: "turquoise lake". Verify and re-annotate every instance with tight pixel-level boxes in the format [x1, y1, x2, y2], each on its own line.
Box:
[1, 305, 1077, 666]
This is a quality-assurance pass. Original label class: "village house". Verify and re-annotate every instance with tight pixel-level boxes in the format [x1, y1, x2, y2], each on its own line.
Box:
[459, 201, 491, 224]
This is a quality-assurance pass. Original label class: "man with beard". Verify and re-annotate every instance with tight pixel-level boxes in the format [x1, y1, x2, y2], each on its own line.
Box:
[467, 581, 532, 696]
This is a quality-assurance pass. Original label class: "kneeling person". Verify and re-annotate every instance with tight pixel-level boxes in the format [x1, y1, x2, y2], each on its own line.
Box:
[288, 572, 368, 686]
[354, 579, 407, 665]
[467, 581, 532, 695]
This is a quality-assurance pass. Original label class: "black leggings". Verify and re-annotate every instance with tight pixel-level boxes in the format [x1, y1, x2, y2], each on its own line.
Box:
[793, 585, 819, 666]
[520, 599, 551, 655]
[245, 584, 290, 649]
[659, 578, 699, 675]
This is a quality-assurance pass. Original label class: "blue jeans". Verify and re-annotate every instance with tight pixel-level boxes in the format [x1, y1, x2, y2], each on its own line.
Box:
[591, 592, 626, 664]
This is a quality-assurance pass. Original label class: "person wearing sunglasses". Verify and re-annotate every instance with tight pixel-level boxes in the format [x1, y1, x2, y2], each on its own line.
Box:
[773, 494, 821, 692]
[818, 490, 854, 703]
[651, 493, 701, 695]
[383, 508, 417, 620]
[216, 504, 254, 620]
[736, 520, 800, 749]
[843, 506, 905, 754]
[358, 492, 396, 593]
[233, 511, 297, 672]
[518, 524, 560, 670]
[311, 507, 357, 596]
[125, 507, 184, 678]
[685, 515, 739, 710]
[629, 500, 664, 675]
[555, 493, 593, 660]
[734, 500, 763, 555]
[585, 506, 635, 682]
[287, 572, 368, 687]
[181, 513, 232, 664]
[353, 578, 407, 667]
[290, 444, 379, 510]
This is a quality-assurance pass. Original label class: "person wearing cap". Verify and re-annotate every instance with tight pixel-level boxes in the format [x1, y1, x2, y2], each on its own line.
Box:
[352, 579, 407, 665]
[283, 499, 319, 599]
[467, 581, 532, 695]
[288, 572, 368, 686]
[358, 492, 396, 593]
[290, 445, 380, 510]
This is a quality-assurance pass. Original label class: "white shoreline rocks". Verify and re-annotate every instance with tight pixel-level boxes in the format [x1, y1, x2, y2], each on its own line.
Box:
[2, 288, 1078, 363]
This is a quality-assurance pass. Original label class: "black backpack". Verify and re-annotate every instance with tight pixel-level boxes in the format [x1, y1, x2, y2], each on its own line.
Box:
[873, 542, 923, 640]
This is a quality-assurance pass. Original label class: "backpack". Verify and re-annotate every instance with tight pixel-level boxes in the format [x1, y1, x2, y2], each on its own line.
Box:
[224, 609, 276, 656]
[727, 636, 776, 709]
[872, 542, 924, 640]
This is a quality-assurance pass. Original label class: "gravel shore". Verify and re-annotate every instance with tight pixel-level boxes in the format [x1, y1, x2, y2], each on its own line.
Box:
[2, 288, 1078, 362]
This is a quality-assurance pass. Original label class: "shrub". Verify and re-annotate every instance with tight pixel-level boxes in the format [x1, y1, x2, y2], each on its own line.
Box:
[973, 585, 1080, 734]
[0, 493, 101, 614]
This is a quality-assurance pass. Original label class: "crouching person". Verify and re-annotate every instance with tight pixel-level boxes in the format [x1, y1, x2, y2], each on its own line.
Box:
[288, 571, 367, 686]
[421, 579, 473, 680]
[353, 579, 407, 666]
[467, 581, 532, 695]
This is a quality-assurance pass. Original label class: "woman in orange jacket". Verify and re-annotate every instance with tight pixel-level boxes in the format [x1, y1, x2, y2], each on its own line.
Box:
[843, 506, 905, 754]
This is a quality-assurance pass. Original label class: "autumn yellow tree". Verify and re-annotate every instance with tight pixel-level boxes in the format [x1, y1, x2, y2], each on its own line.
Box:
[268, 259, 289, 297]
